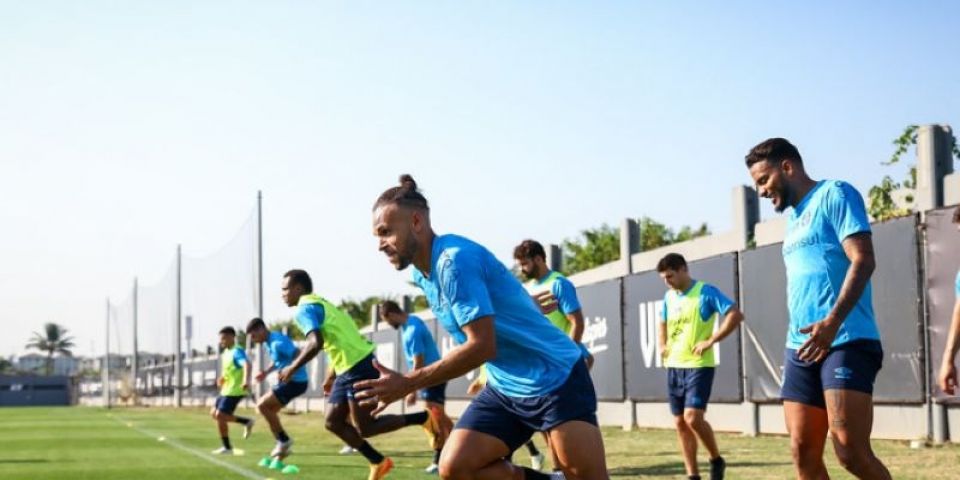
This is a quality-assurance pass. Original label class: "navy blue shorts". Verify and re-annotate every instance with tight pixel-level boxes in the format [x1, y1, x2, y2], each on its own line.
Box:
[456, 359, 597, 453]
[667, 367, 715, 416]
[418, 383, 447, 404]
[329, 354, 378, 405]
[272, 381, 308, 406]
[215, 395, 244, 415]
[781, 339, 883, 409]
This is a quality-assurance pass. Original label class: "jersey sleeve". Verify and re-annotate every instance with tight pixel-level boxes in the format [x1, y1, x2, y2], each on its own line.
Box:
[824, 181, 872, 241]
[660, 292, 669, 323]
[552, 276, 582, 314]
[233, 347, 248, 366]
[438, 250, 495, 328]
[955, 270, 960, 297]
[295, 303, 325, 337]
[699, 284, 735, 321]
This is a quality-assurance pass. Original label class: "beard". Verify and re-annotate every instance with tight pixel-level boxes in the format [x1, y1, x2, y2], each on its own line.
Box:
[774, 182, 796, 213]
[392, 236, 419, 271]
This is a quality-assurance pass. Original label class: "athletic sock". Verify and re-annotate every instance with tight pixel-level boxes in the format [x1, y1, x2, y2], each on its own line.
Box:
[357, 441, 385, 464]
[234, 416, 252, 425]
[525, 440, 540, 456]
[221, 436, 232, 450]
[521, 467, 551, 479]
[433, 449, 442, 464]
[403, 411, 430, 426]
[276, 429, 290, 442]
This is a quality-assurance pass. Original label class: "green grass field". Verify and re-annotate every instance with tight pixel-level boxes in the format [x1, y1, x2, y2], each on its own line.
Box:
[1, 406, 958, 479]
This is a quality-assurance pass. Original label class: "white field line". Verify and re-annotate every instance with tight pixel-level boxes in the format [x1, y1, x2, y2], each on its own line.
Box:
[109, 414, 266, 480]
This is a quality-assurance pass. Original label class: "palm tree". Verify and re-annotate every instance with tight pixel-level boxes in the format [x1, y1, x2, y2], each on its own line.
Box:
[25, 323, 75, 375]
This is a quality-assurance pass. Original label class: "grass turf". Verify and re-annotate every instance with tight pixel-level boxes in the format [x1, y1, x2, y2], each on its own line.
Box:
[0, 406, 958, 479]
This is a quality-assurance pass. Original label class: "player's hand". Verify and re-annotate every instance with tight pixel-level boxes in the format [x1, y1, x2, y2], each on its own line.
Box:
[353, 360, 413, 415]
[939, 361, 958, 395]
[322, 376, 335, 395]
[467, 380, 483, 396]
[255, 371, 267, 383]
[216, 377, 224, 388]
[532, 291, 559, 315]
[659, 344, 669, 360]
[692, 339, 714, 357]
[405, 392, 417, 406]
[242, 382, 250, 391]
[797, 319, 840, 362]
[277, 367, 294, 384]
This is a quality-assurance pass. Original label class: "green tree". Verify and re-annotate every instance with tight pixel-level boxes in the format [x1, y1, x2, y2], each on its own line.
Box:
[25, 323, 75, 375]
[561, 223, 621, 275]
[561, 219, 712, 275]
[869, 125, 960, 221]
[0, 357, 13, 374]
[268, 319, 305, 341]
[338, 296, 395, 329]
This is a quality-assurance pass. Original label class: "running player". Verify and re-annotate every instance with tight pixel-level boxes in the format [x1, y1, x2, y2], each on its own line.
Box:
[379, 300, 454, 474]
[514, 239, 593, 369]
[210, 326, 254, 455]
[245, 318, 309, 462]
[278, 269, 437, 480]
[359, 174, 609, 480]
[656, 253, 743, 480]
[937, 206, 960, 395]
[745, 138, 891, 479]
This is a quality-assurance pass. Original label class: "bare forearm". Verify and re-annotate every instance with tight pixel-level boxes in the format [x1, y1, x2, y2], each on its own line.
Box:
[944, 302, 960, 363]
[568, 311, 585, 344]
[658, 323, 667, 349]
[710, 309, 744, 344]
[289, 336, 321, 372]
[828, 259, 875, 325]
[406, 341, 492, 391]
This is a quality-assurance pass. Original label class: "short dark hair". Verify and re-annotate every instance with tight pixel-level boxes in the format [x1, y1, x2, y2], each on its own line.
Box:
[745, 138, 803, 167]
[513, 239, 546, 260]
[379, 300, 403, 315]
[656, 253, 687, 272]
[953, 206, 960, 224]
[284, 269, 313, 293]
[218, 326, 236, 336]
[373, 174, 430, 212]
[245, 317, 266, 334]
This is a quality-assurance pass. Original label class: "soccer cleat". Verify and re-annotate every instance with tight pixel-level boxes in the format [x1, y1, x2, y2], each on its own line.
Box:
[368, 457, 394, 480]
[424, 463, 439, 475]
[211, 447, 233, 455]
[271, 439, 294, 458]
[709, 456, 726, 480]
[243, 418, 256, 439]
[339, 445, 357, 455]
[531, 452, 545, 471]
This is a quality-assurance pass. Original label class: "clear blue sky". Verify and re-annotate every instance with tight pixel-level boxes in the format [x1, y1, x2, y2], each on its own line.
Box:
[1, 1, 957, 357]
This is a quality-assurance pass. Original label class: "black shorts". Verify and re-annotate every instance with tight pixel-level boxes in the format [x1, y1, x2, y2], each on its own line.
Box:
[215, 395, 244, 415]
[781, 339, 883, 409]
[328, 354, 378, 405]
[272, 381, 308, 406]
[456, 360, 597, 452]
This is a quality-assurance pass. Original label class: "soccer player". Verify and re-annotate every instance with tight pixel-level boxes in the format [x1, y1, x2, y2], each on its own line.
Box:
[278, 269, 437, 480]
[745, 138, 891, 479]
[379, 300, 454, 474]
[210, 326, 254, 455]
[246, 318, 309, 461]
[359, 174, 609, 480]
[937, 207, 960, 395]
[514, 239, 593, 369]
[656, 253, 743, 480]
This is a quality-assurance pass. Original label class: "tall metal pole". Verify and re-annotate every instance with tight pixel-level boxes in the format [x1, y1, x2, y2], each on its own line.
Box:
[175, 245, 183, 407]
[131, 277, 139, 402]
[256, 191, 266, 397]
[104, 298, 110, 409]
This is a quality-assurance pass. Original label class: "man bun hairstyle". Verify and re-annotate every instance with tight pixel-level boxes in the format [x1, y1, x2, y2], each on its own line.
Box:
[374, 174, 430, 212]
[745, 137, 803, 168]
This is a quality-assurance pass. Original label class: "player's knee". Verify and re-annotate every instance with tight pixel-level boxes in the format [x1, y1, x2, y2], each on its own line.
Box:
[256, 401, 269, 415]
[323, 417, 342, 434]
[437, 455, 470, 480]
[790, 436, 820, 465]
[833, 440, 870, 473]
[683, 410, 703, 428]
[673, 415, 688, 430]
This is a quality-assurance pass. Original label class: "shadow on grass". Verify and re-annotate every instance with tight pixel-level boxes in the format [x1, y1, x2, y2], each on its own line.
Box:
[611, 460, 791, 477]
[0, 459, 50, 464]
